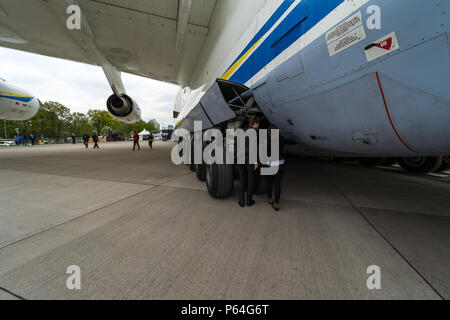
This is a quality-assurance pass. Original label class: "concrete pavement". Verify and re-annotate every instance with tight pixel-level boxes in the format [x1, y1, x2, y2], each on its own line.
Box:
[0, 142, 448, 299]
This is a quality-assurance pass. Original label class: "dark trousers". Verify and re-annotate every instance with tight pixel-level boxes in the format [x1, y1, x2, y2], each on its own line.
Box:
[149, 141, 153, 149]
[133, 141, 140, 150]
[93, 141, 99, 149]
[266, 164, 285, 204]
[84, 141, 88, 149]
[238, 164, 256, 205]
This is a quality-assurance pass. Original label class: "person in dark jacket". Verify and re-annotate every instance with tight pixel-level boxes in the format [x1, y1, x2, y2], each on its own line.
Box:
[265, 124, 289, 212]
[237, 115, 260, 207]
[133, 132, 140, 151]
[72, 133, 76, 144]
[82, 133, 90, 149]
[30, 133, 35, 146]
[92, 133, 99, 149]
[149, 133, 154, 150]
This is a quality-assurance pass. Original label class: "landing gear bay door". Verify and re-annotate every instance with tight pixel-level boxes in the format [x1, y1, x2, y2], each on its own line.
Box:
[177, 80, 249, 133]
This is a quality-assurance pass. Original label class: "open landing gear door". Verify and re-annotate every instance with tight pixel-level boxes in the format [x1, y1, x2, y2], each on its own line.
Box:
[177, 79, 249, 133]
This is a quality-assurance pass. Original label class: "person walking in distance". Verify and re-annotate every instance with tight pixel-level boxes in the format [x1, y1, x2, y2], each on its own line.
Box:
[30, 133, 36, 146]
[82, 133, 90, 149]
[149, 133, 154, 150]
[92, 133, 100, 149]
[133, 131, 140, 151]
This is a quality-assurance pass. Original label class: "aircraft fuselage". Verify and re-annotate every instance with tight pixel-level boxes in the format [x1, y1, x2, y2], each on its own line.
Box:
[0, 78, 39, 121]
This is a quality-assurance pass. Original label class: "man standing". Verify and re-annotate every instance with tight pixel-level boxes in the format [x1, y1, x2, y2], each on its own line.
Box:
[72, 133, 76, 144]
[237, 116, 260, 208]
[133, 131, 140, 151]
[149, 133, 154, 150]
[92, 133, 99, 149]
[30, 133, 35, 146]
[82, 133, 90, 149]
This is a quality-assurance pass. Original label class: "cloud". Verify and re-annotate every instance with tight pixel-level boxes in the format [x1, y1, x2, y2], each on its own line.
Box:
[0, 47, 180, 125]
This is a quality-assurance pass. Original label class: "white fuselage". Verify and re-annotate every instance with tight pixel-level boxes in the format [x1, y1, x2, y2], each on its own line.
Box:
[0, 79, 39, 121]
[176, 0, 370, 121]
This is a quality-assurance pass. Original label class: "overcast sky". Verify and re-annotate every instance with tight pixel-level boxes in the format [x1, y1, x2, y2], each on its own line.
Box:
[0, 47, 179, 127]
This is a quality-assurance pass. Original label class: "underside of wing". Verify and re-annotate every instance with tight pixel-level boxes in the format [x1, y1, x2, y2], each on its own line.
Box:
[0, 0, 217, 86]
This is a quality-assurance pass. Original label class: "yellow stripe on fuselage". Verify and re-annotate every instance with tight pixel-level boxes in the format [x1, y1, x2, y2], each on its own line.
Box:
[177, 34, 266, 126]
[0, 91, 32, 98]
[221, 38, 263, 80]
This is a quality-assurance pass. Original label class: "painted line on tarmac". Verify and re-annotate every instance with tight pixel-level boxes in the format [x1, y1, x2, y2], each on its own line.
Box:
[0, 286, 26, 300]
[0, 187, 155, 252]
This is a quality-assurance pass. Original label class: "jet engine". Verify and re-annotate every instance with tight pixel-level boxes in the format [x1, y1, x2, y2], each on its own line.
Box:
[106, 94, 141, 124]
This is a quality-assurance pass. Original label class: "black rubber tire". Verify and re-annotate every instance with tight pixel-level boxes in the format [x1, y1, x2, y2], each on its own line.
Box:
[358, 157, 386, 166]
[189, 163, 196, 172]
[195, 163, 207, 181]
[206, 163, 235, 199]
[435, 156, 450, 172]
[398, 157, 443, 174]
[381, 158, 398, 166]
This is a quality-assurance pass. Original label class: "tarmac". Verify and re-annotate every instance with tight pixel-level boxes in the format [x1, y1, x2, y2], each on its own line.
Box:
[0, 141, 448, 300]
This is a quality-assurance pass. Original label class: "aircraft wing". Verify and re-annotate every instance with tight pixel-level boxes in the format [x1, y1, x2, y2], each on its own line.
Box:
[0, 0, 216, 87]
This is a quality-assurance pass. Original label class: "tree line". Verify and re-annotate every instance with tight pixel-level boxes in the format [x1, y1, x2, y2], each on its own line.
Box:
[1, 101, 160, 140]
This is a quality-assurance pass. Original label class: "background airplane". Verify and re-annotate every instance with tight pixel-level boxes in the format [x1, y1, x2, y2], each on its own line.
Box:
[0, 77, 39, 121]
[0, 0, 449, 197]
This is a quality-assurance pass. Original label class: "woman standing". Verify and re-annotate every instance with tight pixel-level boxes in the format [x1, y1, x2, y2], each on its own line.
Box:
[266, 125, 288, 212]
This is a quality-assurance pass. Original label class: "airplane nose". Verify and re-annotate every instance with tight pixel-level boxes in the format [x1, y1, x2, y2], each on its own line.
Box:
[28, 98, 40, 118]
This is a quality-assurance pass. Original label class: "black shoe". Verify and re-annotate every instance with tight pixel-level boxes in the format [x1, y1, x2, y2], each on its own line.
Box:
[247, 200, 255, 207]
[239, 202, 245, 208]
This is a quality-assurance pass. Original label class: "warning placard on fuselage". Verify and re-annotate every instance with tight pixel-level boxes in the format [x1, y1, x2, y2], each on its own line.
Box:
[364, 32, 400, 62]
[326, 11, 366, 56]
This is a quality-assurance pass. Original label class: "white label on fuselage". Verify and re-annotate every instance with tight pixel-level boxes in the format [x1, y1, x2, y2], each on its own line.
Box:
[365, 32, 400, 62]
[326, 11, 366, 56]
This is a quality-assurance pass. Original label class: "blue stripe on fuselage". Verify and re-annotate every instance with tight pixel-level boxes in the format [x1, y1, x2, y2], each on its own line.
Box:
[0, 95, 34, 103]
[224, 0, 295, 73]
[229, 0, 344, 84]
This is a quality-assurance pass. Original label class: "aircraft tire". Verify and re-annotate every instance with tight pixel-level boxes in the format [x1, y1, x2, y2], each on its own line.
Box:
[398, 157, 443, 174]
[206, 163, 234, 199]
[195, 163, 207, 181]
[358, 157, 386, 166]
[435, 156, 450, 172]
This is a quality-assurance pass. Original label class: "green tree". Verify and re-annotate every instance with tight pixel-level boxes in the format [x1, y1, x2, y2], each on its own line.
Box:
[88, 109, 115, 135]
[39, 101, 71, 140]
[70, 112, 90, 137]
[148, 119, 160, 133]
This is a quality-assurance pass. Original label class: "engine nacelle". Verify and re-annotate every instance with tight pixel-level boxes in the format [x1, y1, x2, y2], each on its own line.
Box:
[106, 94, 141, 124]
